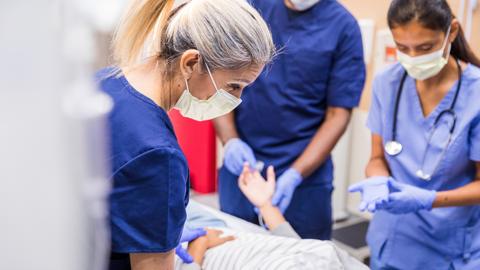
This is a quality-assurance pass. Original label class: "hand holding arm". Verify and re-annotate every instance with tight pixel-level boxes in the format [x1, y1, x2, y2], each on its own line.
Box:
[175, 228, 207, 264]
[186, 229, 235, 266]
[214, 112, 257, 175]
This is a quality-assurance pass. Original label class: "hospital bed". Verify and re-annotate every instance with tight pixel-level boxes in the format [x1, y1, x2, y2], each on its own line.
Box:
[191, 199, 269, 234]
[190, 199, 370, 269]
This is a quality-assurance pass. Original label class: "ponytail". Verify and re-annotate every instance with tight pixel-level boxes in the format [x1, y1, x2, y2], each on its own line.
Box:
[451, 26, 480, 68]
[112, 0, 274, 74]
[388, 0, 480, 68]
[113, 0, 174, 67]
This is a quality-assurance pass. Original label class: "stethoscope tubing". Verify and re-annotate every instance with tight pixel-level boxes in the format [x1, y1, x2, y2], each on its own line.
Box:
[390, 58, 462, 146]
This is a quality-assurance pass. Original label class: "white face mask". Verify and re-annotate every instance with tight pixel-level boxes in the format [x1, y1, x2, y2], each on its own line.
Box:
[290, 0, 321, 11]
[174, 64, 242, 121]
[397, 26, 452, 81]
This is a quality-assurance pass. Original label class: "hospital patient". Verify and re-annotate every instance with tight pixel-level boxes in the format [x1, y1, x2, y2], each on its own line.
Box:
[175, 164, 367, 270]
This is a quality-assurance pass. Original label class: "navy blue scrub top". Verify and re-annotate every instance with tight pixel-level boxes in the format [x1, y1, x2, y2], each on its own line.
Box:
[96, 68, 189, 266]
[236, 0, 366, 184]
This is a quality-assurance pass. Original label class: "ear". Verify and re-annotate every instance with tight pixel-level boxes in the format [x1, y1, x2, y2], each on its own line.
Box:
[449, 19, 460, 43]
[179, 49, 200, 80]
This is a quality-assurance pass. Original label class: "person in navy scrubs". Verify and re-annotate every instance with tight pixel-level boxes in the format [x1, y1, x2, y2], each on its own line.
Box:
[215, 0, 366, 240]
[96, 0, 275, 269]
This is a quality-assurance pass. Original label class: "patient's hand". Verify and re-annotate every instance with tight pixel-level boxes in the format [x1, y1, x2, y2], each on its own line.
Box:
[204, 229, 235, 248]
[187, 229, 235, 266]
[238, 163, 276, 208]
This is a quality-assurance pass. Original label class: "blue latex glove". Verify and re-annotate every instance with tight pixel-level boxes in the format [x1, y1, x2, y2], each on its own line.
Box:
[379, 179, 437, 214]
[223, 138, 257, 175]
[175, 227, 207, 264]
[271, 168, 303, 213]
[348, 176, 390, 213]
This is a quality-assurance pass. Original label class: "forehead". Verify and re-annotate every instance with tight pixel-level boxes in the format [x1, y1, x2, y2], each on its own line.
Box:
[215, 64, 264, 81]
[391, 21, 444, 45]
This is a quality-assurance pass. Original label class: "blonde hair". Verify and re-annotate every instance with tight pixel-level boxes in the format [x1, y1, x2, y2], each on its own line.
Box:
[113, 0, 275, 71]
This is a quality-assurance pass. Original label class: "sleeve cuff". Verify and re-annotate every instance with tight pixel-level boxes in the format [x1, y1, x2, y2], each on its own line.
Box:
[327, 96, 361, 109]
[366, 115, 382, 136]
[271, 222, 301, 239]
[470, 150, 480, 162]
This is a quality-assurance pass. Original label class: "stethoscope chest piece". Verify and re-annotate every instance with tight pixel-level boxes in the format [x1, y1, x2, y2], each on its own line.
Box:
[416, 169, 432, 181]
[385, 140, 403, 156]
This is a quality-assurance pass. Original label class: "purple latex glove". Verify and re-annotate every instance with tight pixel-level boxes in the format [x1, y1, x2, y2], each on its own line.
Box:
[271, 168, 303, 213]
[379, 179, 437, 214]
[348, 176, 390, 213]
[175, 228, 207, 264]
[223, 138, 257, 175]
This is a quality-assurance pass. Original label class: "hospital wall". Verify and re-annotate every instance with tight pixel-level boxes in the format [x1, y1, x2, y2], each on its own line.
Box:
[92, 0, 480, 218]
[336, 0, 480, 217]
[341, 0, 480, 111]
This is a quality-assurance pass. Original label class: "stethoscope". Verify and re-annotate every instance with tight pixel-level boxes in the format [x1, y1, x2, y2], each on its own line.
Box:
[384, 59, 462, 181]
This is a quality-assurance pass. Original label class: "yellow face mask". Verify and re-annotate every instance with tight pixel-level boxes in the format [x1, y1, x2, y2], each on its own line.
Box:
[397, 26, 452, 81]
[174, 64, 242, 121]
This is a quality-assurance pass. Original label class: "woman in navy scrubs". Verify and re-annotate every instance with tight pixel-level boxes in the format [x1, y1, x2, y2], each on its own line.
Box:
[214, 0, 366, 240]
[97, 0, 275, 269]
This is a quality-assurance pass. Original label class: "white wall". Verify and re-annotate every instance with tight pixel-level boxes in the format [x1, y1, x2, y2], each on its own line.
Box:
[0, 1, 112, 269]
[332, 109, 373, 220]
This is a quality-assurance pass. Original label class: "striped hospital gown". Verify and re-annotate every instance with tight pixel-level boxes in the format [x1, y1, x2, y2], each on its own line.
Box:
[176, 228, 368, 270]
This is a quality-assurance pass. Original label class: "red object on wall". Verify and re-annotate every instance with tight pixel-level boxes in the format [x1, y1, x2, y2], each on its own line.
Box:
[168, 109, 217, 194]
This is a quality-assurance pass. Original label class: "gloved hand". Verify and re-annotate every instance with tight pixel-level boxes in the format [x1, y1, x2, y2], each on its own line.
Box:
[348, 176, 390, 213]
[223, 138, 257, 175]
[175, 227, 207, 264]
[271, 168, 303, 213]
[379, 179, 437, 214]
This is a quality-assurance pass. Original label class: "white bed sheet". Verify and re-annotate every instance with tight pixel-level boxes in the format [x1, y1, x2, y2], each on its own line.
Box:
[191, 199, 269, 235]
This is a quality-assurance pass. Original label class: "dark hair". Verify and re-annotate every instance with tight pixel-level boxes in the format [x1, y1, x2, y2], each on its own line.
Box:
[387, 0, 480, 67]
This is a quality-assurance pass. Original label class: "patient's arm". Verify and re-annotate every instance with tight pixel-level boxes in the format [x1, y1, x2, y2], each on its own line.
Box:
[258, 202, 285, 230]
[259, 203, 300, 239]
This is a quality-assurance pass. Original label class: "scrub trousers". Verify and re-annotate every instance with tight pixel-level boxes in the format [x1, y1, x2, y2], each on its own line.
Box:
[218, 166, 333, 240]
[369, 235, 480, 270]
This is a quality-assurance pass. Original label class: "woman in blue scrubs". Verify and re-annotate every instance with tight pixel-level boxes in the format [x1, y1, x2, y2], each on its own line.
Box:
[349, 0, 480, 269]
[214, 0, 366, 240]
[96, 0, 275, 269]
